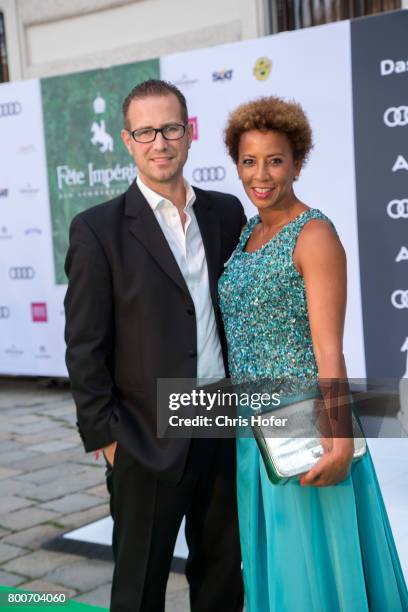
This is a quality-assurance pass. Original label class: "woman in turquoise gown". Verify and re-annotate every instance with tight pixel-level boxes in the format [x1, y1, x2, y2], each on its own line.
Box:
[218, 96, 408, 611]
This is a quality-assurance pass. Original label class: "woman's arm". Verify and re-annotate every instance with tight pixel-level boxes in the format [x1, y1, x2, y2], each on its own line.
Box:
[293, 218, 354, 486]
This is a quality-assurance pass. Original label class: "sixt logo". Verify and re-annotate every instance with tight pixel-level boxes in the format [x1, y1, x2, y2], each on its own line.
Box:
[212, 70, 233, 82]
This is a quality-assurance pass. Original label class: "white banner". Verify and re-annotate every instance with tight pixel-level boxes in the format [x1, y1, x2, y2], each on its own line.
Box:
[0, 18, 374, 377]
[0, 79, 67, 375]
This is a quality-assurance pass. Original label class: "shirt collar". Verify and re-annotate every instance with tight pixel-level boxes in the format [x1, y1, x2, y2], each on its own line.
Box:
[136, 174, 196, 212]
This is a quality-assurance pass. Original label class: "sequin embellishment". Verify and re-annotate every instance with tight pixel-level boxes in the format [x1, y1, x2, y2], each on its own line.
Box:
[218, 209, 334, 386]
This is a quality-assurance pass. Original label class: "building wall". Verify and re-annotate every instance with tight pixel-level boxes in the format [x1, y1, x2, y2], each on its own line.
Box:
[0, 0, 270, 81]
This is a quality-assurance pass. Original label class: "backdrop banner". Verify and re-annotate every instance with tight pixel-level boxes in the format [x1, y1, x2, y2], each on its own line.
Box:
[0, 11, 407, 380]
[351, 11, 408, 381]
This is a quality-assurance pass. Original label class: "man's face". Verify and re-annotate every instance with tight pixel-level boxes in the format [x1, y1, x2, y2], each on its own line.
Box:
[121, 94, 192, 191]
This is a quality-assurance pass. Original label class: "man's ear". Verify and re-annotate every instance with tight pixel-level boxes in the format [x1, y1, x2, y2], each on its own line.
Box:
[186, 121, 194, 149]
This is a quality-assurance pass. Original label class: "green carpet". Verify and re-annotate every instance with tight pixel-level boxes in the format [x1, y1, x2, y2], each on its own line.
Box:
[0, 586, 108, 611]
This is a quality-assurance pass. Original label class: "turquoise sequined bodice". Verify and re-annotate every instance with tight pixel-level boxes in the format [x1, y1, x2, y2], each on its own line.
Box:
[218, 209, 331, 386]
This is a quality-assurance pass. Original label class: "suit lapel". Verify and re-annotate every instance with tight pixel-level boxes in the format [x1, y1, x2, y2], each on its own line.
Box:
[193, 191, 221, 312]
[124, 182, 191, 298]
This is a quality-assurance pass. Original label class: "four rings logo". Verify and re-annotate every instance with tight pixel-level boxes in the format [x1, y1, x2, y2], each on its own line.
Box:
[9, 266, 35, 280]
[391, 290, 408, 309]
[0, 306, 10, 319]
[383, 106, 408, 127]
[386, 199, 408, 219]
[192, 167, 226, 182]
[0, 101, 22, 118]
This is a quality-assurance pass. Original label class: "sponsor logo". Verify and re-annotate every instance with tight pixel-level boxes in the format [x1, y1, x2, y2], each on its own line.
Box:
[0, 306, 10, 319]
[31, 302, 47, 322]
[392, 155, 408, 172]
[188, 117, 199, 141]
[383, 106, 408, 127]
[391, 290, 408, 309]
[381, 59, 408, 76]
[0, 101, 22, 118]
[35, 345, 51, 359]
[254, 57, 272, 81]
[192, 166, 226, 182]
[24, 227, 43, 236]
[55, 93, 135, 194]
[17, 144, 36, 155]
[0, 226, 12, 240]
[56, 163, 135, 190]
[52, 92, 136, 197]
[174, 74, 199, 89]
[212, 69, 233, 82]
[387, 199, 408, 219]
[91, 94, 114, 153]
[5, 344, 24, 357]
[19, 184, 40, 197]
[0, 188, 9, 198]
[396, 246, 408, 262]
[9, 266, 35, 280]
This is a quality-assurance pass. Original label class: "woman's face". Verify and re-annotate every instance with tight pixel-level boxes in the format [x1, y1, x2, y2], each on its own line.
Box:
[237, 130, 301, 212]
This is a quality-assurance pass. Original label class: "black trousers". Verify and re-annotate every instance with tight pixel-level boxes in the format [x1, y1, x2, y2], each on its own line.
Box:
[106, 438, 244, 612]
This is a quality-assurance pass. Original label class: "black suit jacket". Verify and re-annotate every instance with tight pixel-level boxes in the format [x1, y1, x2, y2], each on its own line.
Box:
[64, 181, 246, 482]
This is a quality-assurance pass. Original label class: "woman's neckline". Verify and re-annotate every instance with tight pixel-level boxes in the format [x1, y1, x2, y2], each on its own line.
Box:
[242, 208, 315, 254]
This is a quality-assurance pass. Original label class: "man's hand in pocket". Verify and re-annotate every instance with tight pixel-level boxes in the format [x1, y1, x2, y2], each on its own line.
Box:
[103, 441, 117, 467]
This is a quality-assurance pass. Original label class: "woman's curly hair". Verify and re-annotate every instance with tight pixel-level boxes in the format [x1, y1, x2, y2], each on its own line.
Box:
[224, 96, 313, 165]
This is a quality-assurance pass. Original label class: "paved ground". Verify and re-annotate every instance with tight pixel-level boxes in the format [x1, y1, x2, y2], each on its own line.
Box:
[0, 377, 189, 610]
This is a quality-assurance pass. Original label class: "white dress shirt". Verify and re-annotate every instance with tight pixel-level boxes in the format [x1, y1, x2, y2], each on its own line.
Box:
[136, 175, 225, 382]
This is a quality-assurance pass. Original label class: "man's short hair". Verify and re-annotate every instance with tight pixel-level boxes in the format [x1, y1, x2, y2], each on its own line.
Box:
[122, 79, 189, 128]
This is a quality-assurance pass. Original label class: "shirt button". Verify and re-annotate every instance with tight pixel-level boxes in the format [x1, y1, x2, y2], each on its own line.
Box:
[187, 307, 194, 315]
[189, 350, 197, 358]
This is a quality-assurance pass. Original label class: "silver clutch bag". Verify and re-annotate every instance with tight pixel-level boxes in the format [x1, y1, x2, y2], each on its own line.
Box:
[251, 396, 367, 485]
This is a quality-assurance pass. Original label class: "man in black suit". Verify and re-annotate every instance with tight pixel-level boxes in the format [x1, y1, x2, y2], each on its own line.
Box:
[64, 79, 245, 612]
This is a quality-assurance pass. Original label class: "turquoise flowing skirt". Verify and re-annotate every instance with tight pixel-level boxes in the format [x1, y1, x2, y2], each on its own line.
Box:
[237, 438, 408, 612]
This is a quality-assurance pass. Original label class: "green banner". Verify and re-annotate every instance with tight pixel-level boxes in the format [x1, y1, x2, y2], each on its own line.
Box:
[41, 59, 160, 284]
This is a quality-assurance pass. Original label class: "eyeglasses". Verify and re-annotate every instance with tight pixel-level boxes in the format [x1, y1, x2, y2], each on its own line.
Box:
[127, 123, 187, 143]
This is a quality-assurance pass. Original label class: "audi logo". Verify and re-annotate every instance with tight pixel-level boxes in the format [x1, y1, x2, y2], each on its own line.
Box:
[383, 106, 408, 127]
[391, 290, 408, 309]
[0, 306, 10, 319]
[192, 167, 226, 182]
[387, 199, 408, 219]
[8, 266, 35, 280]
[0, 102, 22, 118]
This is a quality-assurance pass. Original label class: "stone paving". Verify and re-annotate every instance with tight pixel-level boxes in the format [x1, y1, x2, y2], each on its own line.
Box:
[0, 377, 189, 610]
